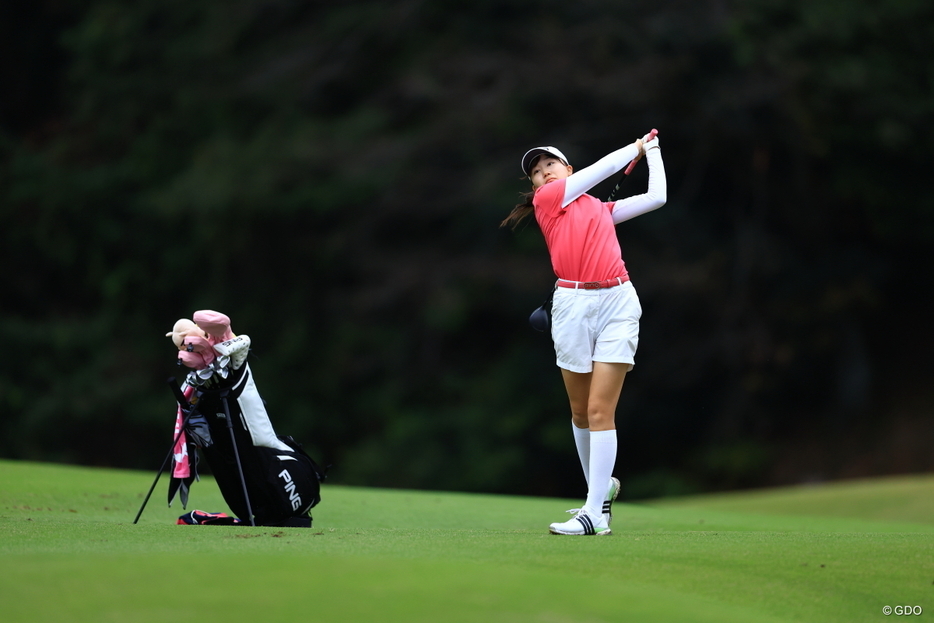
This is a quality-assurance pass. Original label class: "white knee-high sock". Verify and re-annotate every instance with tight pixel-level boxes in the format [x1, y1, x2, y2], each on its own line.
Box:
[584, 429, 617, 518]
[572, 423, 590, 487]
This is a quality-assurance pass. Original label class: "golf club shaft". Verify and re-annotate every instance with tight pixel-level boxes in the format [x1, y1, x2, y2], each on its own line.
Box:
[607, 129, 658, 201]
[623, 128, 658, 175]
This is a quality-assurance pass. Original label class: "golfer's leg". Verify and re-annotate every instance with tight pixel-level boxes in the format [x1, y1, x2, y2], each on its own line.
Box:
[561, 368, 592, 428]
[583, 362, 628, 517]
[586, 362, 628, 431]
[561, 368, 593, 486]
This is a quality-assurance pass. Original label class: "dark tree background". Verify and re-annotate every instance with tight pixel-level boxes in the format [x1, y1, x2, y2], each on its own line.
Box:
[2, 0, 932, 500]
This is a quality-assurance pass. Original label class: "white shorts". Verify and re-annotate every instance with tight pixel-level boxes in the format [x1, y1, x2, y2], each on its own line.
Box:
[550, 280, 642, 373]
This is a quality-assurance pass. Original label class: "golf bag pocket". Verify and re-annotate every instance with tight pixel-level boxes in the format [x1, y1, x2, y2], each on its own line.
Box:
[254, 439, 323, 521]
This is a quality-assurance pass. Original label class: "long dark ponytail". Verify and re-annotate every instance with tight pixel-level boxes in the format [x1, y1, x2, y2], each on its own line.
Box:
[500, 189, 535, 230]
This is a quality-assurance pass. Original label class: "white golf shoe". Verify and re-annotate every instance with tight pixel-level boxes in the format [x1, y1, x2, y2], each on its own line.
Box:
[549, 508, 611, 536]
[603, 477, 620, 525]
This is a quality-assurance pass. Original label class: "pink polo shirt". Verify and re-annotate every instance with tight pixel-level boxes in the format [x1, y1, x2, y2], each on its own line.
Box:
[533, 179, 628, 282]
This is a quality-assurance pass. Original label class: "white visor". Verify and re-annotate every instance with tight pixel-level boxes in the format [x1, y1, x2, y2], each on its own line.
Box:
[521, 146, 570, 176]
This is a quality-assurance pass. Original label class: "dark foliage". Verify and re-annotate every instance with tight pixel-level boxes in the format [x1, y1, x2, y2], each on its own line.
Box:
[2, 0, 932, 499]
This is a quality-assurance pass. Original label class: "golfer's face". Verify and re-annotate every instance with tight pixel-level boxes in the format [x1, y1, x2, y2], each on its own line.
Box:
[530, 157, 571, 189]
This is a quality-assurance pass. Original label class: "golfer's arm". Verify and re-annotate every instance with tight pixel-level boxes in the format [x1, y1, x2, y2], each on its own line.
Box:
[561, 144, 640, 208]
[610, 147, 666, 224]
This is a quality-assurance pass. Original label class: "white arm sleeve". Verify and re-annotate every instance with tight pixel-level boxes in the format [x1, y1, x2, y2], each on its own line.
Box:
[561, 144, 641, 208]
[610, 147, 666, 224]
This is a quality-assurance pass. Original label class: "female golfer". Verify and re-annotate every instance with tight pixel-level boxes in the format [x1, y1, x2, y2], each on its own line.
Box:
[502, 132, 666, 535]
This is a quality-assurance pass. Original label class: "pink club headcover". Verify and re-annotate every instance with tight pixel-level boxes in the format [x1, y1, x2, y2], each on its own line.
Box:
[193, 310, 234, 345]
[178, 335, 216, 369]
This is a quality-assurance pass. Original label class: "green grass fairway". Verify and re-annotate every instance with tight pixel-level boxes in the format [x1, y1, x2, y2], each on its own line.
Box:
[1, 460, 932, 622]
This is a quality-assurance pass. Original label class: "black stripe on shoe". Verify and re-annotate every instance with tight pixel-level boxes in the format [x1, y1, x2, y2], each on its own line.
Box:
[602, 501, 612, 514]
[576, 513, 596, 535]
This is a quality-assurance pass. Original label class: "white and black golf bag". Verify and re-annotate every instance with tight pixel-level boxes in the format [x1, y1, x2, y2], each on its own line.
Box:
[181, 362, 325, 527]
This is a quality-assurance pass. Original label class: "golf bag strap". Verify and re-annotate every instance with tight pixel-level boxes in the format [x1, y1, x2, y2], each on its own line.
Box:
[228, 365, 291, 453]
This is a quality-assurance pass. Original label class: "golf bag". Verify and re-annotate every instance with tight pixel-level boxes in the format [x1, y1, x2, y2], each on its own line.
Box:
[179, 362, 325, 527]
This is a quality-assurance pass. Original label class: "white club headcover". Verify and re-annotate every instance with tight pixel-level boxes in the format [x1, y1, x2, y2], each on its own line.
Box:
[213, 335, 251, 370]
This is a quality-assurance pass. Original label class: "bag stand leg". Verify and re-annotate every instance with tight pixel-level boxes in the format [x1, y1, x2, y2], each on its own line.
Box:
[134, 382, 199, 524]
[221, 388, 256, 527]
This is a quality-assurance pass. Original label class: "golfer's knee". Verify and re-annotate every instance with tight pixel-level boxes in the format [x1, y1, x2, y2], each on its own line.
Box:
[586, 407, 615, 431]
